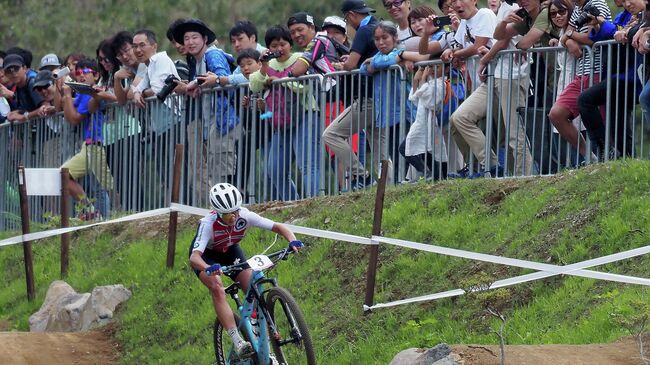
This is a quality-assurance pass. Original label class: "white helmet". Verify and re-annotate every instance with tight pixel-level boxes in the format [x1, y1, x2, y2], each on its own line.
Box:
[209, 183, 242, 214]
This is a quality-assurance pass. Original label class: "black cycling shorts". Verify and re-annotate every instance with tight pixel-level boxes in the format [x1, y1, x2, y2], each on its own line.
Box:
[188, 242, 250, 280]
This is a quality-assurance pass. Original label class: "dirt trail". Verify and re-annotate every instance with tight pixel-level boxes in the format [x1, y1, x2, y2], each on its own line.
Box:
[0, 330, 644, 364]
[0, 331, 119, 365]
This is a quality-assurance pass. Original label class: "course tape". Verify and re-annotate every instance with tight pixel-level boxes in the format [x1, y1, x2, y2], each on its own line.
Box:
[366, 236, 650, 310]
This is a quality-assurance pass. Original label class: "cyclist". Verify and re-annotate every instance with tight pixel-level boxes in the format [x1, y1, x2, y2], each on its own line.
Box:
[189, 183, 303, 358]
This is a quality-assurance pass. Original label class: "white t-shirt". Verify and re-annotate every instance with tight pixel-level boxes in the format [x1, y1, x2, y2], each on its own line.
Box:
[454, 8, 498, 84]
[493, 2, 530, 79]
[398, 26, 414, 44]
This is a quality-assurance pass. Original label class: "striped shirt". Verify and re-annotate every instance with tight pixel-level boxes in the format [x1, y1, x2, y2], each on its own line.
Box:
[569, 0, 612, 75]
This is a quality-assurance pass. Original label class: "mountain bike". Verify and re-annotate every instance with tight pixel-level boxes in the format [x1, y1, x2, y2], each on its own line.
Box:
[213, 248, 316, 365]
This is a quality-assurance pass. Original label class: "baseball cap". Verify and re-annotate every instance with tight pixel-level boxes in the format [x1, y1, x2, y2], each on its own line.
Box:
[3, 54, 25, 70]
[287, 12, 316, 27]
[322, 16, 347, 34]
[32, 70, 55, 90]
[341, 0, 376, 14]
[39, 53, 61, 70]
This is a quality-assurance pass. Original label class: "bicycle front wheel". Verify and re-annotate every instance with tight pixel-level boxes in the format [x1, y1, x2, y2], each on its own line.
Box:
[266, 287, 316, 365]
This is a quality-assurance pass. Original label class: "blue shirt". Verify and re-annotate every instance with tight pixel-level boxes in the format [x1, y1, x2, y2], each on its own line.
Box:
[75, 93, 105, 144]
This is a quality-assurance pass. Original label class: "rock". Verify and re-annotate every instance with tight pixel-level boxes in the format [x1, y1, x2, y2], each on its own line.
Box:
[29, 280, 131, 332]
[390, 344, 458, 365]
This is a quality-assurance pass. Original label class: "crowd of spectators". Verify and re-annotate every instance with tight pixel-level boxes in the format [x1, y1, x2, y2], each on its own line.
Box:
[1, 0, 650, 216]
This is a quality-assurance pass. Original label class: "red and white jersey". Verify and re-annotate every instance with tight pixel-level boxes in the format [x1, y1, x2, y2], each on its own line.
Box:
[191, 207, 275, 254]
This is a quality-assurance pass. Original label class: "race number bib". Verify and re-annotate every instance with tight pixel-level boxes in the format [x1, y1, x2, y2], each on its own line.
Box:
[247, 255, 274, 271]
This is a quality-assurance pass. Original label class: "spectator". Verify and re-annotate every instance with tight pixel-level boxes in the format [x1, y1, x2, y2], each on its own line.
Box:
[60, 59, 114, 220]
[6, 47, 35, 74]
[383, 0, 414, 43]
[220, 20, 266, 86]
[0, 52, 12, 124]
[131, 29, 181, 109]
[249, 25, 320, 200]
[63, 53, 84, 81]
[323, 0, 382, 191]
[322, 16, 350, 50]
[488, 0, 503, 14]
[167, 18, 189, 57]
[4, 54, 55, 123]
[38, 53, 61, 72]
[548, 0, 611, 164]
[287, 12, 338, 77]
[95, 39, 119, 102]
[172, 18, 241, 204]
[111, 31, 147, 104]
[633, 12, 650, 128]
[578, 0, 643, 159]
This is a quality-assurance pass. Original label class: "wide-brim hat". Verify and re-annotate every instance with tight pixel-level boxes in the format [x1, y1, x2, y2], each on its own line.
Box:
[172, 19, 216, 45]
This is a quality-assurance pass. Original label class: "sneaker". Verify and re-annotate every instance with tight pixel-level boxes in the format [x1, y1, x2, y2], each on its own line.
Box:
[467, 165, 504, 179]
[351, 174, 376, 191]
[269, 353, 280, 365]
[234, 340, 254, 358]
[447, 165, 470, 179]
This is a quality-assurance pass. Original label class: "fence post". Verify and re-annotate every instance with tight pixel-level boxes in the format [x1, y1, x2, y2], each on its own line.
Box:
[167, 144, 183, 269]
[61, 168, 71, 278]
[364, 160, 389, 311]
[17, 166, 35, 301]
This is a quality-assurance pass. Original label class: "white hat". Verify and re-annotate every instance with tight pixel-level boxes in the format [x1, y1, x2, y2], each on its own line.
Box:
[39, 53, 61, 70]
[322, 16, 347, 34]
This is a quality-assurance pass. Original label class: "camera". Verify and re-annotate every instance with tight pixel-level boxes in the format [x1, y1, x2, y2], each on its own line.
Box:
[515, 8, 529, 19]
[329, 38, 351, 56]
[433, 15, 452, 27]
[156, 74, 178, 101]
[574, 2, 601, 28]
[260, 51, 282, 62]
[53, 66, 70, 80]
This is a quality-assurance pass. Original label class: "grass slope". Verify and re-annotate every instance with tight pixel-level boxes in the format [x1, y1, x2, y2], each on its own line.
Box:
[1, 160, 649, 364]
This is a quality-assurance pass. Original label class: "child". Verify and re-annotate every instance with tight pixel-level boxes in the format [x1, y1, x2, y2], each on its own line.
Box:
[248, 25, 320, 201]
[60, 58, 114, 220]
[359, 21, 426, 183]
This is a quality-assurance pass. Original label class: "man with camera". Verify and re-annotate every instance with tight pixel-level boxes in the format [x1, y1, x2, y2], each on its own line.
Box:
[548, 0, 611, 164]
[172, 18, 241, 206]
[111, 31, 148, 105]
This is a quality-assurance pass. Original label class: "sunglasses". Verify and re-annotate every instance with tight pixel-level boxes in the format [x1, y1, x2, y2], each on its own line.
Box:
[4, 66, 21, 74]
[97, 56, 111, 63]
[220, 210, 240, 220]
[384, 0, 405, 9]
[550, 8, 568, 17]
[34, 84, 51, 91]
[75, 68, 95, 76]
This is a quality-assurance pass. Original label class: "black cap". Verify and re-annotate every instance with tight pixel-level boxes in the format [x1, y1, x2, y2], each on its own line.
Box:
[32, 70, 55, 89]
[3, 54, 25, 70]
[287, 12, 316, 27]
[172, 19, 217, 45]
[341, 0, 376, 14]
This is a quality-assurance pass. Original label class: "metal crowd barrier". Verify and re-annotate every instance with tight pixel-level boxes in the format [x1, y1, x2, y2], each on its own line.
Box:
[2, 41, 650, 230]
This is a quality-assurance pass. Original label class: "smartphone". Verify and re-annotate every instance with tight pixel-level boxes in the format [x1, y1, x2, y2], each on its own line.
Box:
[433, 15, 452, 27]
[196, 74, 206, 85]
[53, 66, 70, 80]
[516, 8, 529, 19]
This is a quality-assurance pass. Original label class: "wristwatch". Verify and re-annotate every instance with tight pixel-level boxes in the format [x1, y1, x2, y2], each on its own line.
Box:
[565, 30, 574, 39]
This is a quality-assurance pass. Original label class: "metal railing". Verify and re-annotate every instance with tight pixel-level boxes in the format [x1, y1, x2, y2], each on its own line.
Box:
[1, 42, 649, 230]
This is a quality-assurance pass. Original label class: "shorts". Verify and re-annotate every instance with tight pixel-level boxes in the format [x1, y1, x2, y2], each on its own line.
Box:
[188, 242, 249, 280]
[554, 74, 601, 120]
[61, 143, 114, 191]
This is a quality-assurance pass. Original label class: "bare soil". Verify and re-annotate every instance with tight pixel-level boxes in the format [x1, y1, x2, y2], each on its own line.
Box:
[0, 330, 645, 364]
[452, 336, 645, 365]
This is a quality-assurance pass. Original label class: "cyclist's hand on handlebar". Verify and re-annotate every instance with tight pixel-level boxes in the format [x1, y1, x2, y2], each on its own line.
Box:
[288, 240, 304, 253]
[205, 264, 222, 276]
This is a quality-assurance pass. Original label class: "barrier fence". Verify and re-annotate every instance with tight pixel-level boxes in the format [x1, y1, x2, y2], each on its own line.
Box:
[1, 42, 650, 230]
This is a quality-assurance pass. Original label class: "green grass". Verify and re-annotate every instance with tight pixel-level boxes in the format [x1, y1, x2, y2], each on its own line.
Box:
[1, 160, 650, 364]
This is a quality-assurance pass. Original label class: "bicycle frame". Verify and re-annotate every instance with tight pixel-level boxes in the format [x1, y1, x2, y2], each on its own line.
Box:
[223, 266, 279, 364]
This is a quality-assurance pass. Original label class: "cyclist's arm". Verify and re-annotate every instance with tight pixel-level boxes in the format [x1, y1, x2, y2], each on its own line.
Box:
[190, 250, 210, 272]
[271, 223, 297, 242]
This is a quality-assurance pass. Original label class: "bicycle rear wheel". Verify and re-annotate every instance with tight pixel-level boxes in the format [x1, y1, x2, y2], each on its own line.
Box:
[266, 287, 316, 365]
[214, 314, 258, 365]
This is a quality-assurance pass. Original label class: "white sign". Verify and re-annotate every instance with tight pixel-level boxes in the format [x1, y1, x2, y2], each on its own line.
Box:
[247, 255, 274, 271]
[24, 169, 62, 196]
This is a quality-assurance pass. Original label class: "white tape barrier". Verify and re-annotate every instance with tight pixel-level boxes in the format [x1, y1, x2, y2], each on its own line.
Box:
[169, 203, 376, 246]
[0, 208, 173, 248]
[366, 236, 650, 310]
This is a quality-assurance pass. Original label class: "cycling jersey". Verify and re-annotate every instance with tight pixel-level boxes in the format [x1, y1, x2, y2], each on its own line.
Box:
[191, 207, 274, 254]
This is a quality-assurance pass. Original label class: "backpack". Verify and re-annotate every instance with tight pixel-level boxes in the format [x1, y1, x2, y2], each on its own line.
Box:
[265, 66, 301, 129]
[435, 70, 465, 126]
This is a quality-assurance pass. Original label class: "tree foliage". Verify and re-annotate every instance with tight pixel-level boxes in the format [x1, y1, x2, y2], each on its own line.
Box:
[0, 0, 386, 62]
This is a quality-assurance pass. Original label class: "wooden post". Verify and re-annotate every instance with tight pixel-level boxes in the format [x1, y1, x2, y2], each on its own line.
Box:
[60, 168, 71, 278]
[167, 144, 183, 269]
[364, 160, 390, 311]
[17, 166, 35, 301]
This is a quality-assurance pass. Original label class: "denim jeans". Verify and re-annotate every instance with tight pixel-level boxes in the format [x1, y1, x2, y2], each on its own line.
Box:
[639, 79, 650, 129]
[265, 111, 321, 201]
